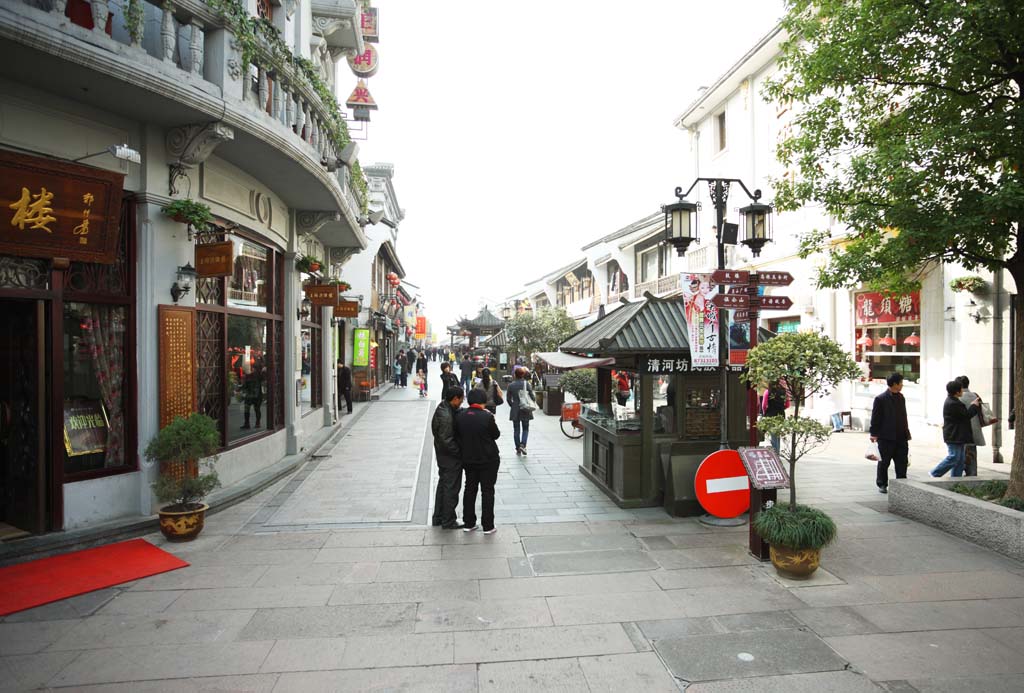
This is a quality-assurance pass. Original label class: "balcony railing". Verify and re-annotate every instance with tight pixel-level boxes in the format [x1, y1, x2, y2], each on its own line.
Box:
[634, 273, 680, 298]
[13, 0, 361, 208]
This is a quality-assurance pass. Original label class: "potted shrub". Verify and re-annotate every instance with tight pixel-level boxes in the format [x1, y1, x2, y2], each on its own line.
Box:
[741, 331, 861, 578]
[295, 254, 322, 273]
[949, 275, 986, 294]
[559, 368, 597, 402]
[161, 199, 214, 230]
[145, 413, 221, 542]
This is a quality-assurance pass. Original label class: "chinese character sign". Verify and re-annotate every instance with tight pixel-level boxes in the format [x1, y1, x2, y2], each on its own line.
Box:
[0, 150, 124, 264]
[680, 273, 719, 368]
[638, 354, 691, 375]
[855, 291, 920, 326]
[353, 328, 370, 367]
[415, 316, 427, 339]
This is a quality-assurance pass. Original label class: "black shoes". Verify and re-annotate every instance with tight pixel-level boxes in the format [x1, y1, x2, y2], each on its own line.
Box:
[441, 523, 464, 530]
[878, 486, 888, 494]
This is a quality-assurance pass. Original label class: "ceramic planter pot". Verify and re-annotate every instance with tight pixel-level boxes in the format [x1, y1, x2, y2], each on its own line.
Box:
[157, 503, 208, 542]
[309, 262, 320, 272]
[769, 544, 820, 579]
[172, 213, 189, 224]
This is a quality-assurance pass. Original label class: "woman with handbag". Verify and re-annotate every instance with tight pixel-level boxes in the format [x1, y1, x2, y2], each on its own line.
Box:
[508, 367, 536, 456]
[476, 368, 504, 415]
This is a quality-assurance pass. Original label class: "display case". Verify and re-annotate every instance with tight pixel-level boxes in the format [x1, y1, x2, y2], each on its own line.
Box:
[580, 402, 642, 433]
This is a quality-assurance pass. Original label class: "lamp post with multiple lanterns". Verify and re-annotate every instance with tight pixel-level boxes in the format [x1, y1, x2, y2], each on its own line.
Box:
[663, 178, 773, 450]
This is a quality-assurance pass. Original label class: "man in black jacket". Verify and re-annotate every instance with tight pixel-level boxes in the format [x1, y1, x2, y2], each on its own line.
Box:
[439, 362, 459, 401]
[869, 372, 911, 493]
[931, 380, 981, 478]
[431, 386, 464, 529]
[457, 389, 501, 534]
[337, 359, 353, 414]
[459, 356, 475, 394]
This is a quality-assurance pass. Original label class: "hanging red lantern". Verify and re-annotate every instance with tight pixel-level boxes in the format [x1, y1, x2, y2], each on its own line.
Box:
[856, 335, 873, 347]
[903, 332, 921, 347]
[878, 336, 897, 347]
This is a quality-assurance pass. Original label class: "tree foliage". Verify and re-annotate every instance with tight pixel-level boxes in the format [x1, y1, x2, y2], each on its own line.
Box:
[559, 369, 598, 402]
[741, 332, 861, 510]
[504, 307, 578, 360]
[769, 0, 1024, 499]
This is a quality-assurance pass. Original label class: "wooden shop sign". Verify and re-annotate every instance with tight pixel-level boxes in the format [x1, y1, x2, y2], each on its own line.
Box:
[334, 300, 359, 318]
[158, 305, 197, 427]
[0, 149, 124, 264]
[195, 241, 234, 277]
[738, 446, 790, 490]
[304, 283, 340, 305]
[63, 400, 109, 457]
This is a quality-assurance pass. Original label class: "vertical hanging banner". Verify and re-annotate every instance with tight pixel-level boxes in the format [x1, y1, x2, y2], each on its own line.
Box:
[353, 328, 370, 367]
[415, 316, 427, 339]
[680, 273, 719, 368]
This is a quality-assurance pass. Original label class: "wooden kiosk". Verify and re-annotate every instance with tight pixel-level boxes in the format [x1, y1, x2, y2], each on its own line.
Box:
[559, 295, 760, 516]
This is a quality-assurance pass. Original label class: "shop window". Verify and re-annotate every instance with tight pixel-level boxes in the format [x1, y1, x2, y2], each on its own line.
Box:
[226, 315, 268, 443]
[228, 239, 270, 312]
[684, 384, 721, 439]
[63, 303, 130, 474]
[300, 306, 322, 415]
[855, 325, 921, 383]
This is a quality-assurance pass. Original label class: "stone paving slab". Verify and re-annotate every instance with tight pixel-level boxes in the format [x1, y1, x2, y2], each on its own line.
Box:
[126, 564, 268, 591]
[666, 583, 807, 618]
[529, 548, 660, 575]
[238, 604, 417, 640]
[790, 606, 883, 637]
[0, 619, 79, 656]
[579, 651, 680, 692]
[654, 628, 848, 682]
[860, 570, 1024, 601]
[452, 623, 634, 663]
[478, 571, 660, 599]
[47, 609, 257, 650]
[478, 657, 590, 693]
[907, 674, 1024, 692]
[547, 590, 688, 625]
[684, 670, 884, 692]
[415, 597, 553, 632]
[253, 562, 379, 587]
[259, 633, 454, 672]
[825, 629, 1024, 680]
[0, 651, 80, 692]
[58, 673, 281, 692]
[328, 579, 480, 606]
[375, 558, 512, 582]
[273, 664, 477, 693]
[851, 598, 1024, 632]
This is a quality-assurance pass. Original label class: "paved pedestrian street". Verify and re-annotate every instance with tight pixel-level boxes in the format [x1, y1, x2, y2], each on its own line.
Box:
[2, 371, 1023, 691]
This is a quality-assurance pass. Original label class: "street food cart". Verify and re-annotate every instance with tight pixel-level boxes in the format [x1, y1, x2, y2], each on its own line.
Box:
[557, 294, 767, 516]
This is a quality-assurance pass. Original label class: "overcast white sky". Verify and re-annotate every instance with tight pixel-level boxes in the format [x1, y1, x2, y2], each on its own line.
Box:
[356, 0, 787, 337]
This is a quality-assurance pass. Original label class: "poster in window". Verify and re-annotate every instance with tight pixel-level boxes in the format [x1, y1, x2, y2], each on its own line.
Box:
[353, 327, 370, 367]
[63, 400, 109, 456]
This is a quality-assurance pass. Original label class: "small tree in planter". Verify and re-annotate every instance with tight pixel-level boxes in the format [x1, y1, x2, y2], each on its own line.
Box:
[145, 413, 221, 542]
[740, 331, 861, 578]
[559, 368, 597, 402]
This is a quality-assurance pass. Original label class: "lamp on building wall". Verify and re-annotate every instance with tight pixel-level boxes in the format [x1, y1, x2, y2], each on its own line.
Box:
[903, 332, 921, 347]
[170, 263, 197, 304]
[73, 143, 142, 165]
[878, 335, 897, 347]
[739, 198, 773, 257]
[856, 335, 874, 347]
[662, 190, 699, 257]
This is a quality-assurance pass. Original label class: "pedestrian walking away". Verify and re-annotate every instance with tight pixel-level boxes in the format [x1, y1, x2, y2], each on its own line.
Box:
[931, 380, 981, 478]
[957, 375, 994, 476]
[392, 355, 402, 387]
[475, 367, 504, 415]
[431, 386, 465, 529]
[869, 372, 911, 494]
[398, 349, 409, 388]
[459, 354, 474, 394]
[440, 361, 460, 401]
[337, 359, 353, 414]
[761, 380, 789, 454]
[457, 389, 501, 534]
[416, 351, 429, 392]
[507, 366, 536, 456]
[406, 349, 417, 383]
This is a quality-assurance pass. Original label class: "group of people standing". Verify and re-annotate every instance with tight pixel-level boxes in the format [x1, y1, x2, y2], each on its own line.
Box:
[429, 367, 538, 532]
[870, 372, 997, 492]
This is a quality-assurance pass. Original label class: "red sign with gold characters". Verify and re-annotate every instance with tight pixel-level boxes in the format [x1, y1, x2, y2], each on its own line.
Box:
[0, 150, 124, 264]
[855, 291, 920, 326]
[415, 316, 427, 339]
[305, 283, 340, 306]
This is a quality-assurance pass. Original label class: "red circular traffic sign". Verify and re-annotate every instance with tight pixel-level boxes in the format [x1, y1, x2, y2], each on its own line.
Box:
[695, 450, 750, 518]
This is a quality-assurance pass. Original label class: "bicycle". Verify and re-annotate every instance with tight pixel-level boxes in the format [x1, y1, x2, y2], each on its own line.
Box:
[559, 402, 584, 439]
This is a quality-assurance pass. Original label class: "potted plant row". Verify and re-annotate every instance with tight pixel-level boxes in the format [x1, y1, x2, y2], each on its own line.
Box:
[295, 254, 322, 273]
[145, 413, 221, 542]
[161, 199, 214, 230]
[741, 331, 861, 579]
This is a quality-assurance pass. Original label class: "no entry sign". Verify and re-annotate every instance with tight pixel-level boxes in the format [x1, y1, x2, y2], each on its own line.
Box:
[695, 450, 750, 518]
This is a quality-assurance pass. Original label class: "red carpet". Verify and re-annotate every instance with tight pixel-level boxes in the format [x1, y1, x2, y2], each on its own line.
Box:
[0, 538, 189, 616]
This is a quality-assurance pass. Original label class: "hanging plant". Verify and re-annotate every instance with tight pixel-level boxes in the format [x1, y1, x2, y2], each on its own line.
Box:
[161, 199, 214, 229]
[295, 254, 322, 273]
[949, 275, 986, 293]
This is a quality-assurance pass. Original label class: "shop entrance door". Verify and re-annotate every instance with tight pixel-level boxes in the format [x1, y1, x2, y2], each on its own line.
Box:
[0, 299, 48, 536]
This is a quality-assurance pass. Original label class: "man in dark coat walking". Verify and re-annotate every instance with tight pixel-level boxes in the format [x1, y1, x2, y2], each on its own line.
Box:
[457, 389, 501, 533]
[459, 355, 475, 394]
[337, 359, 353, 414]
[931, 380, 981, 478]
[869, 372, 911, 493]
[431, 386, 464, 529]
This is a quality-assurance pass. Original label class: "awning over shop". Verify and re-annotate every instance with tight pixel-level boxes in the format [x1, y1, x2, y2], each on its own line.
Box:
[536, 352, 615, 370]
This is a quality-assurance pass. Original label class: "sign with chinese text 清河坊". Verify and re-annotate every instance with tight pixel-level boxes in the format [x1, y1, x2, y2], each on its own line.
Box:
[738, 446, 790, 490]
[334, 300, 359, 318]
[680, 274, 719, 368]
[415, 316, 427, 339]
[0, 150, 124, 264]
[638, 354, 718, 375]
[305, 283, 340, 306]
[158, 306, 197, 428]
[855, 291, 920, 326]
[353, 328, 370, 367]
[195, 241, 234, 277]
[63, 400, 109, 457]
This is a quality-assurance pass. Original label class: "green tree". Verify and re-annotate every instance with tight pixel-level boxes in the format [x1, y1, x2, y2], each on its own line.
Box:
[560, 369, 598, 402]
[768, 0, 1024, 499]
[741, 332, 861, 511]
[505, 307, 578, 361]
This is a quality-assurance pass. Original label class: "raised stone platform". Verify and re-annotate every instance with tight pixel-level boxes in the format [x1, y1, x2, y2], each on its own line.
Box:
[889, 478, 1024, 562]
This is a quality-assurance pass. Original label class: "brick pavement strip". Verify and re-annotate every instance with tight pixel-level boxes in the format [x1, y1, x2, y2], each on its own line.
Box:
[4, 371, 1024, 690]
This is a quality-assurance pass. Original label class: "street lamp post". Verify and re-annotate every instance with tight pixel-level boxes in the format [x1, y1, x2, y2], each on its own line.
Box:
[664, 178, 773, 450]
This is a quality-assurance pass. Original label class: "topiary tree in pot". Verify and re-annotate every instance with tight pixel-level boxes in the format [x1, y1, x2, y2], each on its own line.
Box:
[145, 413, 221, 542]
[740, 331, 861, 578]
[559, 368, 597, 403]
